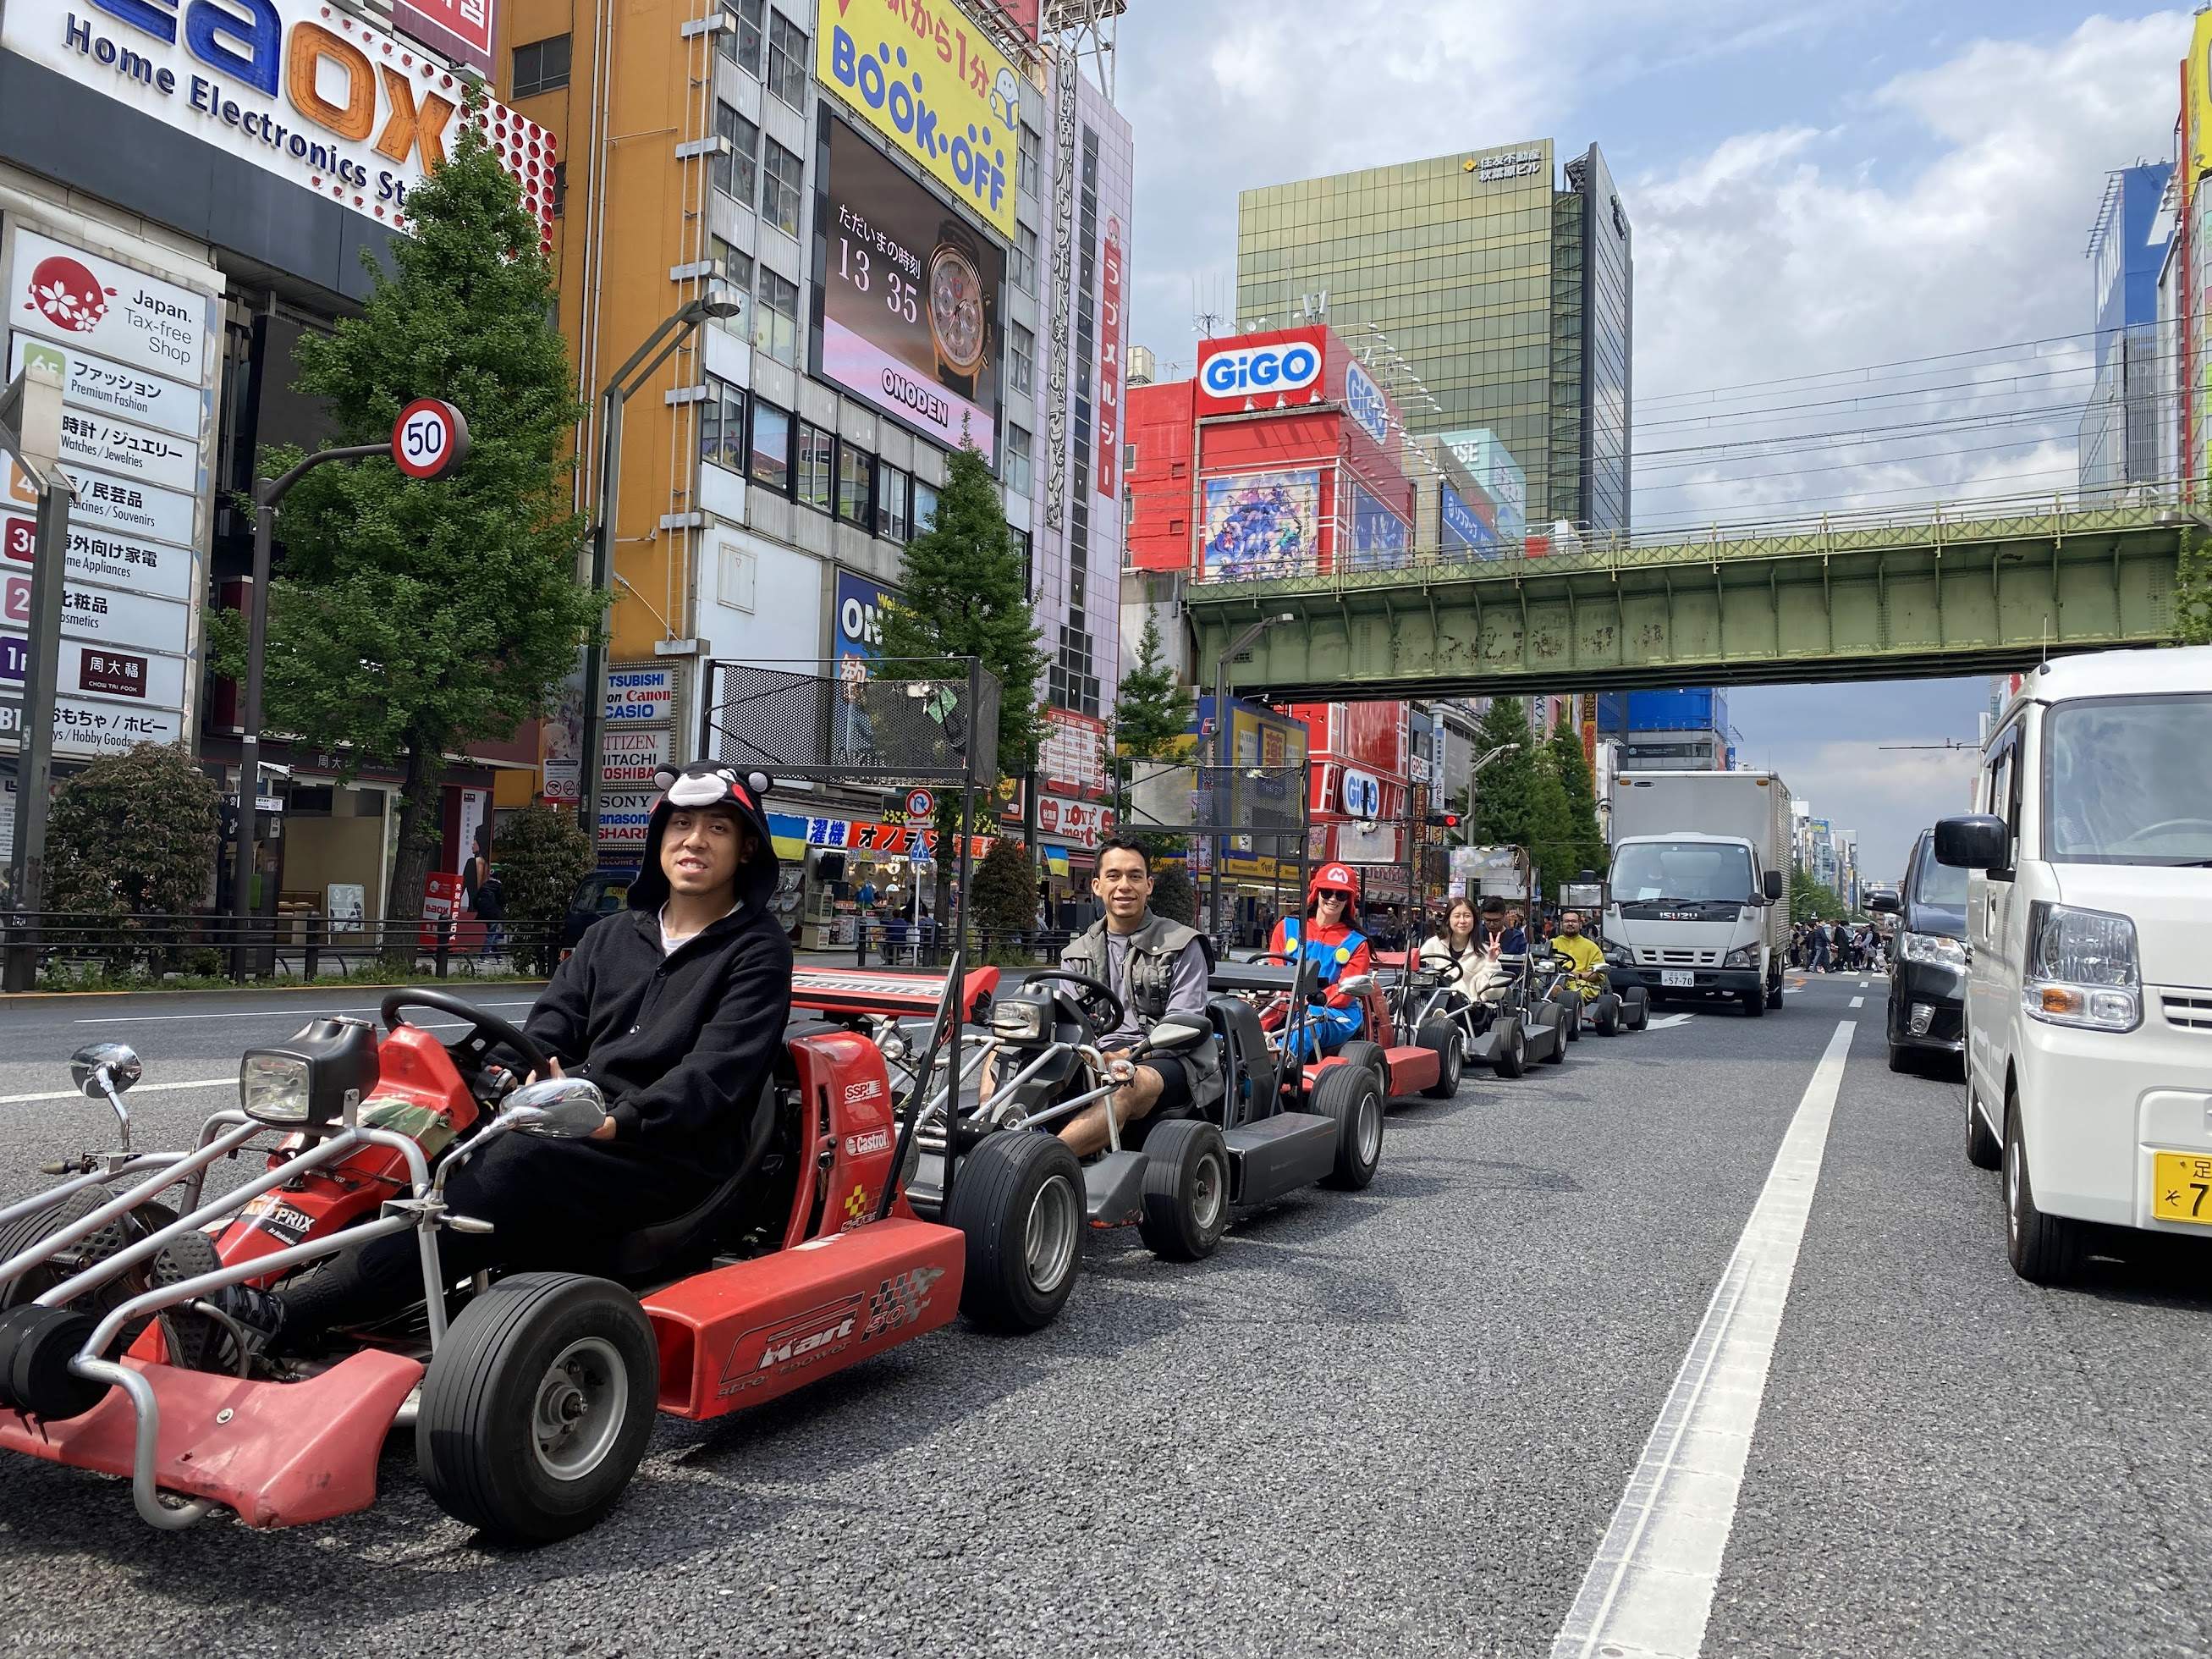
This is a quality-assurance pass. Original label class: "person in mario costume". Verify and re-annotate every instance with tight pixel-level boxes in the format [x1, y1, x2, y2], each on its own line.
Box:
[1265, 863, 1376, 1061]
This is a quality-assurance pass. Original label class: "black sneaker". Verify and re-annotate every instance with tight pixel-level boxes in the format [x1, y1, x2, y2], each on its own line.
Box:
[206, 1282, 288, 1349]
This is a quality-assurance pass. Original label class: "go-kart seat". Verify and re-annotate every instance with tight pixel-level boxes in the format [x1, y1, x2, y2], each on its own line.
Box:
[603, 1076, 779, 1281]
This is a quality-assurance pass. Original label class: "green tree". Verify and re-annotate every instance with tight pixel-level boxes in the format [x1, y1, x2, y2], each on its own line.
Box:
[44, 743, 223, 977]
[207, 114, 596, 964]
[1149, 860, 1197, 925]
[1789, 865, 1846, 922]
[1464, 697, 1538, 848]
[1109, 609, 1195, 857]
[879, 440, 1046, 919]
[971, 834, 1038, 956]
[2178, 526, 2212, 647]
[1545, 724, 1607, 885]
[491, 806, 594, 975]
[1524, 750, 1578, 902]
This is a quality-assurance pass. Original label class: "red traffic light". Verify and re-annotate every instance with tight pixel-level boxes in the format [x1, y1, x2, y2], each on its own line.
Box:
[1425, 812, 1461, 829]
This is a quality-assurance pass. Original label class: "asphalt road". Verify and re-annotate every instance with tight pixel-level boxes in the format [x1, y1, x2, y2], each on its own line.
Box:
[0, 971, 2205, 1658]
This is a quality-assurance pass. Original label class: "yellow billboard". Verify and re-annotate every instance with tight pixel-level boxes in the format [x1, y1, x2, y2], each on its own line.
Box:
[816, 0, 1021, 242]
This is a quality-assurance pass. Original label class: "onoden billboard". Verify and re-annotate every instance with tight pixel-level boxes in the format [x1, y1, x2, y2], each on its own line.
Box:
[817, 0, 1021, 242]
[2193, 11, 2212, 188]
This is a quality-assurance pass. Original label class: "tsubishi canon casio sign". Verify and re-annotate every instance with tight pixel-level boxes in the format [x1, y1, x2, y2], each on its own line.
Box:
[1195, 328, 1327, 416]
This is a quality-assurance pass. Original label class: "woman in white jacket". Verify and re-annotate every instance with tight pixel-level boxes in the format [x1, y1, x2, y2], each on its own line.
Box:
[1419, 896, 1507, 1006]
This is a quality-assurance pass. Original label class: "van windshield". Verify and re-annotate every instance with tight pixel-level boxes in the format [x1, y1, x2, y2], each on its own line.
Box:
[1611, 841, 1755, 903]
[2044, 694, 2212, 866]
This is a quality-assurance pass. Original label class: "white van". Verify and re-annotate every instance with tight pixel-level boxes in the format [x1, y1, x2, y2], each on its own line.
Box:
[1936, 644, 2212, 1284]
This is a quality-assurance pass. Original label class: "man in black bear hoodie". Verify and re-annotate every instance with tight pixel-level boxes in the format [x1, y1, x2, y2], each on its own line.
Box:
[253, 761, 795, 1342]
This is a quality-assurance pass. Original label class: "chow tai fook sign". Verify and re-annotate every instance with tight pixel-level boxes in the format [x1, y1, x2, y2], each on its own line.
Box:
[7, 2, 554, 244]
[816, 0, 1021, 243]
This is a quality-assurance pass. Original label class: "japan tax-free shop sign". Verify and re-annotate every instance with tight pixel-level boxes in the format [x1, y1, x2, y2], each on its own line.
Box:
[815, 117, 1003, 462]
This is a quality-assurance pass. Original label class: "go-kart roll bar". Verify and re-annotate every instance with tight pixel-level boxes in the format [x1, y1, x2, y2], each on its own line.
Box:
[0, 1152, 191, 1237]
[875, 945, 968, 1225]
[0, 1121, 263, 1295]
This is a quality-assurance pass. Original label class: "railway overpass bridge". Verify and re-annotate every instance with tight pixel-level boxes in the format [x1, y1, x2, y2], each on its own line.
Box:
[1184, 493, 2194, 701]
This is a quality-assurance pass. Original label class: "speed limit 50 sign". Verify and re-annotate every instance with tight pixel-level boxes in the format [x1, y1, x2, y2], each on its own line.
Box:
[392, 398, 471, 480]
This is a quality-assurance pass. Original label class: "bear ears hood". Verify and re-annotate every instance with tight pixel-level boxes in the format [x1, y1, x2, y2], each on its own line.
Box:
[625, 761, 780, 914]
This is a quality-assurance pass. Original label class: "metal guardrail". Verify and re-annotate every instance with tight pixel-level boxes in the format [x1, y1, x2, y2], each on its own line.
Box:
[0, 912, 564, 989]
[1186, 482, 2197, 595]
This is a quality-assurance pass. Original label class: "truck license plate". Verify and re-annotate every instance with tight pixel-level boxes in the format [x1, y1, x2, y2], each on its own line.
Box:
[2152, 1151, 2212, 1226]
[1660, 970, 1695, 989]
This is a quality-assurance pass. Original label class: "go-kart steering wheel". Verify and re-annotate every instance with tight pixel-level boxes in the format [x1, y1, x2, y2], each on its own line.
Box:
[1019, 969, 1126, 1036]
[381, 989, 553, 1078]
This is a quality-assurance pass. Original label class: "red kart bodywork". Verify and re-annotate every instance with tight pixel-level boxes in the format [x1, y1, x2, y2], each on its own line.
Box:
[1, 1019, 969, 1529]
[790, 964, 999, 1023]
[1285, 962, 1440, 1100]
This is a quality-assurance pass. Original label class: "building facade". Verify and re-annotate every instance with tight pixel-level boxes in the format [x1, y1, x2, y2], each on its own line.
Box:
[2078, 162, 2172, 496]
[1233, 140, 1631, 533]
[0, 0, 546, 923]
[508, 0, 1127, 923]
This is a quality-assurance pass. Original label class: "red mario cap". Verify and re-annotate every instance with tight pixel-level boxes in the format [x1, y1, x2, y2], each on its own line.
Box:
[1310, 863, 1360, 897]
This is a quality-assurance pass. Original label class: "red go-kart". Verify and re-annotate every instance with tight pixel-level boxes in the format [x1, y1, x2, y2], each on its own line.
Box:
[1235, 950, 1461, 1111]
[0, 964, 1069, 1544]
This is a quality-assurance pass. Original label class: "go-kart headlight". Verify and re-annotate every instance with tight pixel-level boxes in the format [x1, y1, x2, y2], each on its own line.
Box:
[239, 1017, 378, 1132]
[989, 998, 1051, 1044]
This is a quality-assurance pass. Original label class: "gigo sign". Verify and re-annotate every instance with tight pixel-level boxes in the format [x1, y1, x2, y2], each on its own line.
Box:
[1344, 358, 1389, 447]
[7, 2, 553, 239]
[1196, 331, 1323, 416]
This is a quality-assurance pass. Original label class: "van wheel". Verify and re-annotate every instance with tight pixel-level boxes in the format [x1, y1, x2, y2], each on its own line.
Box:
[1966, 1083, 2001, 1171]
[2003, 1097, 2088, 1286]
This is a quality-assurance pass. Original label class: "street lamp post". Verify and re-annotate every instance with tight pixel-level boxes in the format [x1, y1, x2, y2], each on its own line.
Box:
[1208, 611, 1295, 947]
[578, 290, 743, 844]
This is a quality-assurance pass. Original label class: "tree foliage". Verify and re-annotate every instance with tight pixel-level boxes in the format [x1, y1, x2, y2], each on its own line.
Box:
[1149, 861, 1198, 925]
[44, 744, 223, 974]
[971, 834, 1038, 948]
[2179, 526, 2212, 648]
[1790, 865, 1847, 922]
[1109, 609, 1195, 856]
[1544, 724, 1608, 891]
[206, 113, 596, 951]
[1464, 697, 1538, 848]
[492, 807, 595, 974]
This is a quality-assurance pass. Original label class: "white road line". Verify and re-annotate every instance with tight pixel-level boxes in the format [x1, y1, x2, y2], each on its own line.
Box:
[69, 999, 539, 1025]
[1858, 978, 1869, 989]
[1646, 1013, 1696, 1031]
[0, 1077, 234, 1106]
[1849, 996, 1863, 1008]
[1552, 1019, 1856, 1659]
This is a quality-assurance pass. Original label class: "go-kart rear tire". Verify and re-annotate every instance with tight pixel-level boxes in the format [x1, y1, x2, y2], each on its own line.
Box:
[1417, 1019, 1461, 1099]
[946, 1132, 1083, 1333]
[1625, 991, 1650, 1032]
[1135, 1120, 1230, 1262]
[1312, 1063, 1384, 1191]
[1560, 997, 1583, 1041]
[417, 1272, 658, 1546]
[1593, 995, 1621, 1036]
[1334, 1039, 1388, 1091]
[1543, 1018, 1567, 1064]
[1490, 1019, 1527, 1079]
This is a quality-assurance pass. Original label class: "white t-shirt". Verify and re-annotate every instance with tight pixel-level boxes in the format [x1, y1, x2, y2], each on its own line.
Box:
[658, 901, 740, 956]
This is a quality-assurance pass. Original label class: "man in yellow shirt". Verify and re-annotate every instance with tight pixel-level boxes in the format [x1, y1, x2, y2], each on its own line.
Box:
[1551, 908, 1608, 984]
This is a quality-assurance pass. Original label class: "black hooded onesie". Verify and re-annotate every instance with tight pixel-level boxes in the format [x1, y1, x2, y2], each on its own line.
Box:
[278, 762, 794, 1334]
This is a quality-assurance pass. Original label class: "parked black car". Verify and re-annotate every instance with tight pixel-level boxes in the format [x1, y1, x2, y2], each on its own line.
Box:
[562, 866, 638, 949]
[1869, 830, 1969, 1073]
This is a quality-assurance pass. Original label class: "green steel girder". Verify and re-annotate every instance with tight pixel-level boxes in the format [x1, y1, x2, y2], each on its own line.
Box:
[1186, 508, 2189, 702]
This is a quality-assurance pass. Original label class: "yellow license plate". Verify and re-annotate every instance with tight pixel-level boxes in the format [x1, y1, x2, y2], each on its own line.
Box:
[2152, 1151, 2212, 1226]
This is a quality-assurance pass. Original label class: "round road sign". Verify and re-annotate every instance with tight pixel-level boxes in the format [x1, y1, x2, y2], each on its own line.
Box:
[392, 398, 470, 480]
[905, 788, 937, 818]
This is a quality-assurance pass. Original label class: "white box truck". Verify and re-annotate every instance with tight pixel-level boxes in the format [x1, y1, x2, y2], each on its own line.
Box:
[1600, 770, 1793, 1016]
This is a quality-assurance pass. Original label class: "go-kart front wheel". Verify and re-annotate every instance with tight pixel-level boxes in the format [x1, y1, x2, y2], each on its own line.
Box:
[1490, 1019, 1527, 1079]
[1416, 1019, 1461, 1100]
[1312, 1064, 1384, 1191]
[946, 1132, 1083, 1333]
[1136, 1120, 1230, 1262]
[1593, 994, 1622, 1036]
[417, 1272, 658, 1546]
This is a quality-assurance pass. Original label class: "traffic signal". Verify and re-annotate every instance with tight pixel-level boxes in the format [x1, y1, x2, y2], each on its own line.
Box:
[1425, 812, 1461, 830]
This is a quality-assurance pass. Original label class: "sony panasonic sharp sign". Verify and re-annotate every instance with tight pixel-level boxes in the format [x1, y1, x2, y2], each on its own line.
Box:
[8, 2, 553, 236]
[1195, 328, 1326, 416]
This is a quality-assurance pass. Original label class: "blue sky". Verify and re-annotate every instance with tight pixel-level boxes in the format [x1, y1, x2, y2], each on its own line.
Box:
[1111, 3, 2187, 882]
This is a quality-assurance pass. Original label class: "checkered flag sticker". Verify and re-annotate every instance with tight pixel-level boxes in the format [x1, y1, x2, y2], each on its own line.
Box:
[864, 1266, 947, 1339]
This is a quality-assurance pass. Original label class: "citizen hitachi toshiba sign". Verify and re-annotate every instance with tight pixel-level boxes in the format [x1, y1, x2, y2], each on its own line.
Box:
[8, 3, 552, 235]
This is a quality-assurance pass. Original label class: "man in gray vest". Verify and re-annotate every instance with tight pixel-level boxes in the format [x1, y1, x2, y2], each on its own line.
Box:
[1056, 835, 1216, 1156]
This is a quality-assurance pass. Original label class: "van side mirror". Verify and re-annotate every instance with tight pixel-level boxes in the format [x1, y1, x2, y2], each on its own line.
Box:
[1762, 868, 1785, 904]
[1934, 814, 2007, 871]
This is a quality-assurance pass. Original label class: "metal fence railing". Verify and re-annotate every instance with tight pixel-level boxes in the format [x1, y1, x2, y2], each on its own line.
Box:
[0, 912, 565, 990]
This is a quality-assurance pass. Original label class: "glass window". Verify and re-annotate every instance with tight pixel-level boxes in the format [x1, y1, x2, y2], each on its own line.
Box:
[1008, 321, 1033, 395]
[2044, 695, 2212, 866]
[877, 466, 910, 541]
[713, 103, 759, 208]
[513, 34, 571, 97]
[795, 422, 833, 512]
[1012, 224, 1038, 293]
[1004, 424, 1032, 495]
[1017, 124, 1041, 196]
[760, 139, 803, 238]
[767, 13, 807, 108]
[710, 237, 754, 312]
[718, 0, 763, 76]
[754, 268, 799, 366]
[838, 444, 874, 525]
[699, 375, 746, 473]
[911, 479, 939, 537]
[749, 399, 791, 493]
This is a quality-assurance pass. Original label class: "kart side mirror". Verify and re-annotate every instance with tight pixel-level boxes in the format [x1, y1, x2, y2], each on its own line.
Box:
[69, 1042, 142, 1099]
[1763, 868, 1785, 903]
[1145, 1013, 1213, 1052]
[1335, 973, 1376, 999]
[503, 1077, 611, 1138]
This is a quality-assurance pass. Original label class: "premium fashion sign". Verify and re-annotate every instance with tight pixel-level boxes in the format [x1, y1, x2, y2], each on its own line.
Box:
[817, 118, 1002, 461]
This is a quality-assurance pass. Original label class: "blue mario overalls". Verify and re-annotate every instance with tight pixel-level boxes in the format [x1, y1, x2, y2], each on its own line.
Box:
[1277, 915, 1368, 1062]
